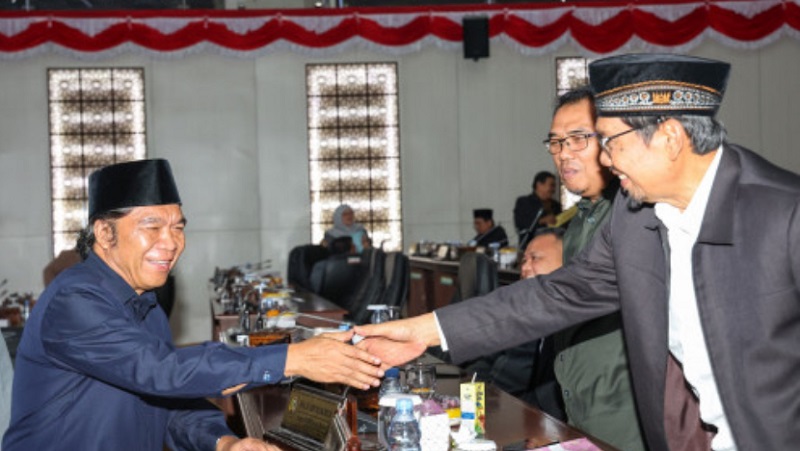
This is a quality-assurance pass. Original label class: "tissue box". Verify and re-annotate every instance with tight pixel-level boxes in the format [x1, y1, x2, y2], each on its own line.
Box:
[419, 413, 450, 451]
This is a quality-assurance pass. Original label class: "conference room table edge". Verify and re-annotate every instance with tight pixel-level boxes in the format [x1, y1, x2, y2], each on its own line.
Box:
[234, 369, 618, 451]
[210, 284, 617, 451]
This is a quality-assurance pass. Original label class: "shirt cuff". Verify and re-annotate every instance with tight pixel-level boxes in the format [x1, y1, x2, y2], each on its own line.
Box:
[243, 343, 289, 385]
[433, 311, 449, 352]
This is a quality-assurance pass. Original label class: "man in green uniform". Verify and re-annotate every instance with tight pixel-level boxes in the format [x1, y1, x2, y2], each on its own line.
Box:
[542, 87, 645, 450]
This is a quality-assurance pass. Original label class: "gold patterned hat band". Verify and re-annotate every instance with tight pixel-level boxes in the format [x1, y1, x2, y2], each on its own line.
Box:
[595, 81, 723, 115]
[589, 53, 730, 117]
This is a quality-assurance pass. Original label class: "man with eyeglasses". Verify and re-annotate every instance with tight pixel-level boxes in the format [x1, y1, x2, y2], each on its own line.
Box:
[356, 54, 800, 451]
[539, 87, 645, 451]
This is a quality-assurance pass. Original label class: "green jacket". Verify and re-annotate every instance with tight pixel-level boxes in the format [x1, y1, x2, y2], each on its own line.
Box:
[554, 184, 647, 451]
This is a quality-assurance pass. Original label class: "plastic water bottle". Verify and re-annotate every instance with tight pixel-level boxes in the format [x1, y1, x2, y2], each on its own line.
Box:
[367, 304, 390, 324]
[379, 367, 403, 398]
[377, 368, 404, 447]
[387, 397, 421, 451]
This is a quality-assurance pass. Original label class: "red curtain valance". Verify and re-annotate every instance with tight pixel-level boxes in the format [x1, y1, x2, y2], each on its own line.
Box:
[0, 0, 797, 58]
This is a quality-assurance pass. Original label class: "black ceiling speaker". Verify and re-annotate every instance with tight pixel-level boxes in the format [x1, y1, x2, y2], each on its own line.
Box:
[462, 16, 490, 61]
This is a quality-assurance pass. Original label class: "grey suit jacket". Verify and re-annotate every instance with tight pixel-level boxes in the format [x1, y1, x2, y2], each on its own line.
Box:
[437, 144, 800, 451]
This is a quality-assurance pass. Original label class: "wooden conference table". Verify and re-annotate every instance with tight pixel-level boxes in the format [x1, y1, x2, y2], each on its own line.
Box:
[213, 289, 616, 450]
[234, 361, 616, 451]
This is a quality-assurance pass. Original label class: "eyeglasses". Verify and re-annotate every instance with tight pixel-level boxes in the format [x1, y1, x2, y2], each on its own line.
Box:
[542, 133, 598, 155]
[598, 127, 644, 153]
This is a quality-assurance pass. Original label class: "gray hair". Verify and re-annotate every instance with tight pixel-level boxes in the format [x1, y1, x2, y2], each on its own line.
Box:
[622, 115, 727, 155]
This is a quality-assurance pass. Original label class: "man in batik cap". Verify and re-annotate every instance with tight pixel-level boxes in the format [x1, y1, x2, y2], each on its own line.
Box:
[355, 54, 800, 451]
[4, 159, 386, 451]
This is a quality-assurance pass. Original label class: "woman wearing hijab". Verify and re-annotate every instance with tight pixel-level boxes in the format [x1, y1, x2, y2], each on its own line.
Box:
[323, 204, 371, 253]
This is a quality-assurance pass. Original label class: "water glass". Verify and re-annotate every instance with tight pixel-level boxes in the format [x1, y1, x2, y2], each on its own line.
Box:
[405, 362, 436, 400]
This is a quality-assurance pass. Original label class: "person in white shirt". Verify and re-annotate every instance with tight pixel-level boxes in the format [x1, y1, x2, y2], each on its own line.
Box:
[355, 53, 800, 451]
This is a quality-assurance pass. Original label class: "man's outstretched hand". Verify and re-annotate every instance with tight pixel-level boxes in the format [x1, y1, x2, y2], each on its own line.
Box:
[354, 313, 439, 369]
[285, 330, 384, 390]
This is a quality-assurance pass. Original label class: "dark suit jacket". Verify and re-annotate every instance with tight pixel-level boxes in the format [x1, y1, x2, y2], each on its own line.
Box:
[437, 144, 800, 451]
[473, 225, 509, 248]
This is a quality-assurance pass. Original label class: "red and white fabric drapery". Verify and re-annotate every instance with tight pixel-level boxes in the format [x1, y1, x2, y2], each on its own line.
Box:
[0, 0, 798, 59]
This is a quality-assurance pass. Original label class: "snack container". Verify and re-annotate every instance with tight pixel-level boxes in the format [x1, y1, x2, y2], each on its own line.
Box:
[460, 382, 485, 436]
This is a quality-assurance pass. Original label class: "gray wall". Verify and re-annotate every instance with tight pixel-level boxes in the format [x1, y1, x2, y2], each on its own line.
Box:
[1, 38, 798, 344]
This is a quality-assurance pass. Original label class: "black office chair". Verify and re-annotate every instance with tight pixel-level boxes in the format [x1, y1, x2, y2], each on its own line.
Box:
[328, 236, 355, 255]
[287, 244, 330, 291]
[346, 248, 387, 325]
[309, 253, 365, 313]
[452, 252, 498, 303]
[381, 252, 409, 312]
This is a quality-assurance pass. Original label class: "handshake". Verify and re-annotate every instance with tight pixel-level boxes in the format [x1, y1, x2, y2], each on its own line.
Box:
[353, 312, 440, 370]
[283, 313, 439, 391]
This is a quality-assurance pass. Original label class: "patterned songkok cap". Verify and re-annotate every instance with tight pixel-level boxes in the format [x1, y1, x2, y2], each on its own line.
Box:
[589, 53, 730, 117]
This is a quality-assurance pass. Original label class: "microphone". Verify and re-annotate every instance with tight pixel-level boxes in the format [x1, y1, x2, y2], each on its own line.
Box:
[519, 207, 544, 250]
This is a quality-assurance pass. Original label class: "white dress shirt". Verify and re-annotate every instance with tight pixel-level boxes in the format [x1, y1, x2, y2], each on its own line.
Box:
[654, 146, 734, 451]
[434, 147, 735, 449]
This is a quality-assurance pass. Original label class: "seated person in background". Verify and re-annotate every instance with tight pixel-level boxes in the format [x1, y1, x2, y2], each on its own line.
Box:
[462, 228, 564, 402]
[323, 204, 371, 253]
[514, 171, 562, 247]
[469, 208, 508, 248]
[520, 228, 564, 283]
